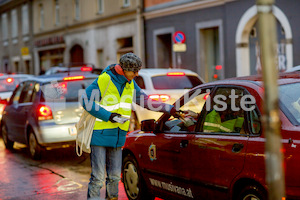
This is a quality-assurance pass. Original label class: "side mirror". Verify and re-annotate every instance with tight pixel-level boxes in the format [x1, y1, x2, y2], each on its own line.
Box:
[141, 119, 156, 132]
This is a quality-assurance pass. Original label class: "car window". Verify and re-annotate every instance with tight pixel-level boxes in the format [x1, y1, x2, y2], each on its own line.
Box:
[134, 76, 145, 89]
[40, 78, 94, 103]
[279, 82, 300, 125]
[200, 87, 246, 134]
[151, 75, 202, 89]
[162, 88, 210, 132]
[249, 108, 261, 135]
[11, 83, 25, 105]
[19, 81, 36, 103]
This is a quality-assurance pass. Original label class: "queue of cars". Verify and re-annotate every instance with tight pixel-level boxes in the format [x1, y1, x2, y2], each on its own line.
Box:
[122, 71, 300, 200]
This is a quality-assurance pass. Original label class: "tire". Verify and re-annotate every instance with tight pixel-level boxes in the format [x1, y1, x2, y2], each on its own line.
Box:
[129, 111, 140, 132]
[122, 154, 154, 200]
[1, 124, 14, 150]
[28, 131, 42, 160]
[237, 185, 267, 200]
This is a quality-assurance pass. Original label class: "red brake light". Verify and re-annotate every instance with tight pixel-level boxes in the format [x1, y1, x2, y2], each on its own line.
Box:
[81, 66, 93, 71]
[6, 78, 14, 83]
[63, 76, 84, 81]
[167, 72, 185, 76]
[0, 73, 4, 76]
[38, 105, 53, 120]
[203, 94, 210, 100]
[148, 94, 170, 102]
[215, 65, 222, 70]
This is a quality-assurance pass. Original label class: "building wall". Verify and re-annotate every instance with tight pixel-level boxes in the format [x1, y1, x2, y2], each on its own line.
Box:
[144, 0, 300, 81]
[32, 0, 143, 75]
[0, 0, 34, 74]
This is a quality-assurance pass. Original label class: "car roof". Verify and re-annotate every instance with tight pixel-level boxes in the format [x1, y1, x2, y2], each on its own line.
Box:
[138, 68, 199, 76]
[286, 65, 300, 72]
[26, 72, 98, 84]
[198, 71, 300, 89]
[0, 74, 34, 79]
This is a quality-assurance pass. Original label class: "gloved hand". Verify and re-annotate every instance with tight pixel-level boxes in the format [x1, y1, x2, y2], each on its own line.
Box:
[170, 107, 181, 118]
[109, 113, 122, 123]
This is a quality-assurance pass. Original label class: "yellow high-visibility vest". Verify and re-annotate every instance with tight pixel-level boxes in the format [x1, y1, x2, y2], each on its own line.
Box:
[93, 72, 134, 131]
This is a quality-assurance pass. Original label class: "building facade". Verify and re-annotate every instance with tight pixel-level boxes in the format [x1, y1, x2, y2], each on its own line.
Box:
[0, 0, 34, 74]
[32, 0, 144, 75]
[144, 0, 299, 82]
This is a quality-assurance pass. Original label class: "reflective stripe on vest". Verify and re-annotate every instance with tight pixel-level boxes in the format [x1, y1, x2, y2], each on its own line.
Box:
[93, 72, 134, 131]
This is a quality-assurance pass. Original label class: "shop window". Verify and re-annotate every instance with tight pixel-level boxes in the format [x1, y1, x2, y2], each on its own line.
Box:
[97, 49, 104, 68]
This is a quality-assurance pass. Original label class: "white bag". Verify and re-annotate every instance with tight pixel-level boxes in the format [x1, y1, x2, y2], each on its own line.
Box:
[75, 110, 96, 156]
[74, 76, 111, 156]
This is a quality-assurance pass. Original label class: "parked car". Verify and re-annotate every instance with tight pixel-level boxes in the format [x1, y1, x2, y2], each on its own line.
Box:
[44, 63, 102, 75]
[130, 68, 204, 131]
[0, 74, 34, 121]
[122, 71, 300, 200]
[0, 72, 98, 159]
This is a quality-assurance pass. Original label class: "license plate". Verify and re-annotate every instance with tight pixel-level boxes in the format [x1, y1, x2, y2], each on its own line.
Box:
[69, 127, 77, 136]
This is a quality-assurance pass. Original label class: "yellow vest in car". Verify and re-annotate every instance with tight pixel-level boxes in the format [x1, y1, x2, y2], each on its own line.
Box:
[94, 72, 134, 131]
[203, 110, 244, 133]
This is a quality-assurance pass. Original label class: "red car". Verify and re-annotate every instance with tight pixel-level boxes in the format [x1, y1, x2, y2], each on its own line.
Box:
[122, 72, 300, 200]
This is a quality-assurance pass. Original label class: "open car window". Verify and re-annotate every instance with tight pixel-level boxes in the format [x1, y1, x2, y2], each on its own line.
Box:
[162, 88, 211, 133]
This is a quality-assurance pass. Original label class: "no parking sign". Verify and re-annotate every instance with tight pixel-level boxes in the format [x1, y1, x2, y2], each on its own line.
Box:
[173, 31, 186, 52]
[173, 31, 186, 44]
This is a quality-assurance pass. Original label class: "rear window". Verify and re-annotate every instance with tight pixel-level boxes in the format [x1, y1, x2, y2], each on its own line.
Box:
[279, 83, 300, 125]
[151, 75, 202, 90]
[0, 77, 29, 92]
[41, 78, 94, 102]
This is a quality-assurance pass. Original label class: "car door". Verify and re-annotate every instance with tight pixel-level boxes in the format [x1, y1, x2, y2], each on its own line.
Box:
[14, 81, 36, 143]
[192, 86, 250, 198]
[145, 87, 213, 199]
[5, 82, 25, 142]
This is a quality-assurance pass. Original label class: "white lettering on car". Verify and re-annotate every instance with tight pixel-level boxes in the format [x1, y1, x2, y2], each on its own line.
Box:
[149, 178, 194, 198]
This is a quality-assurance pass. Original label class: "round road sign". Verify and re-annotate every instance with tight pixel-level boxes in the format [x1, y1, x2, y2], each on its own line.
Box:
[173, 31, 186, 44]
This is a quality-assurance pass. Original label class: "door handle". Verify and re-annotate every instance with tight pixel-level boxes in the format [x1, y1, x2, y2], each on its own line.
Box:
[232, 143, 244, 153]
[180, 140, 189, 148]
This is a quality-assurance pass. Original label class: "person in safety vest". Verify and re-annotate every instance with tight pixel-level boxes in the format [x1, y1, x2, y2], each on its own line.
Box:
[81, 53, 178, 200]
[203, 109, 244, 133]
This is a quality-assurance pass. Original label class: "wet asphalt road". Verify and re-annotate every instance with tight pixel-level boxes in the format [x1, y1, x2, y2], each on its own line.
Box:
[0, 138, 129, 200]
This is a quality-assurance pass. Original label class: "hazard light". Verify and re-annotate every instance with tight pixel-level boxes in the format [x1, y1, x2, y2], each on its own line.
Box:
[148, 94, 170, 102]
[167, 72, 185, 76]
[63, 76, 84, 81]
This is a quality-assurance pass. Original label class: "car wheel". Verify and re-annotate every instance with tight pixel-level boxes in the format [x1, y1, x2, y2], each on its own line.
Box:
[122, 154, 154, 200]
[237, 185, 267, 200]
[129, 111, 140, 132]
[28, 131, 42, 160]
[1, 124, 14, 149]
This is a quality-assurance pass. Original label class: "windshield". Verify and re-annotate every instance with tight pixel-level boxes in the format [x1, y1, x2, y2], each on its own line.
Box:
[151, 75, 202, 89]
[0, 77, 29, 92]
[279, 83, 300, 125]
[41, 78, 94, 102]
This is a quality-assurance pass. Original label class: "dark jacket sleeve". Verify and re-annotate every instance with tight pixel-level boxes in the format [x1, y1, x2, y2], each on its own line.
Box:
[80, 78, 112, 121]
[133, 80, 174, 113]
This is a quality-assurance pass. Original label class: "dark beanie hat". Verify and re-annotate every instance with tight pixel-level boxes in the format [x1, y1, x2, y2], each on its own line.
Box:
[119, 53, 142, 72]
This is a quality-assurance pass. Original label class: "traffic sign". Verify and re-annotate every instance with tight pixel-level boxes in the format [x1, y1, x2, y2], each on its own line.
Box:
[173, 31, 186, 44]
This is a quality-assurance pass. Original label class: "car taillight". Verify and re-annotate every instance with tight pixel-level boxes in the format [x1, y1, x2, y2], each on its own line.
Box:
[81, 66, 93, 71]
[37, 105, 53, 120]
[167, 72, 185, 76]
[148, 94, 170, 102]
[6, 77, 14, 83]
[63, 76, 84, 81]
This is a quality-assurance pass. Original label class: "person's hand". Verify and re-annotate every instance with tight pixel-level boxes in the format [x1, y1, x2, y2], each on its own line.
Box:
[170, 107, 182, 118]
[109, 113, 121, 123]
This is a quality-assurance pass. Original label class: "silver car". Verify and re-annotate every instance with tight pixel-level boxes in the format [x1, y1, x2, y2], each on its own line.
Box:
[1, 72, 97, 159]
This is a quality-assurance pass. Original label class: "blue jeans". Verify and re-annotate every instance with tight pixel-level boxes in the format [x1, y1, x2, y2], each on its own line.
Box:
[87, 146, 122, 199]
